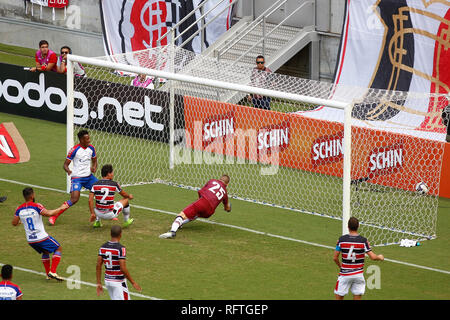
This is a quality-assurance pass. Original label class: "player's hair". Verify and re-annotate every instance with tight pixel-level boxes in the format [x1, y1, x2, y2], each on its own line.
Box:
[22, 187, 34, 200]
[111, 225, 122, 238]
[1, 264, 13, 280]
[77, 129, 89, 140]
[256, 55, 265, 62]
[101, 164, 113, 177]
[220, 174, 230, 185]
[39, 40, 49, 48]
[348, 217, 359, 231]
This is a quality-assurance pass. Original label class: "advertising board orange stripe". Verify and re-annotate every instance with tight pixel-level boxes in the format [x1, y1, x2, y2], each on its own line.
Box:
[183, 96, 446, 197]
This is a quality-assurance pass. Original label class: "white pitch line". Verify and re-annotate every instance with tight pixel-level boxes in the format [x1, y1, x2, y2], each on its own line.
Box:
[0, 262, 161, 300]
[1, 178, 449, 276]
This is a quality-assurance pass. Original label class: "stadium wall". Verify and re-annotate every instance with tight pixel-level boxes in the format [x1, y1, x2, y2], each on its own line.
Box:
[0, 0, 345, 82]
[0, 0, 104, 57]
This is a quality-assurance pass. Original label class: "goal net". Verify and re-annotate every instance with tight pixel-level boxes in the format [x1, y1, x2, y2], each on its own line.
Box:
[66, 46, 447, 246]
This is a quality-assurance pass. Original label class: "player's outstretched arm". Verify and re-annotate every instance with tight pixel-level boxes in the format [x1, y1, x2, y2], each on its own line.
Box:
[224, 201, 231, 212]
[367, 251, 384, 261]
[41, 203, 69, 217]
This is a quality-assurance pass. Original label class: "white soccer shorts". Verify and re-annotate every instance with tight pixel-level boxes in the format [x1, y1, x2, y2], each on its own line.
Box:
[105, 280, 130, 300]
[334, 273, 366, 297]
[95, 202, 123, 220]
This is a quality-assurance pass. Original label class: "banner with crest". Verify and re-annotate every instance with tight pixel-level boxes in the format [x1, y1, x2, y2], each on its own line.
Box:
[301, 0, 450, 141]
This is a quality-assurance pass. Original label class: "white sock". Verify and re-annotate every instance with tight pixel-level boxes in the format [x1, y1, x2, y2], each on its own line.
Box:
[170, 216, 184, 233]
[123, 205, 130, 222]
[181, 218, 194, 226]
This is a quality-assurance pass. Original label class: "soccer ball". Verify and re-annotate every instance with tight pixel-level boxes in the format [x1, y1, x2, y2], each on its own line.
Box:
[415, 182, 429, 195]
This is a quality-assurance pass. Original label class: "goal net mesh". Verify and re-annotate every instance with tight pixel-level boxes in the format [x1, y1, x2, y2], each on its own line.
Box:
[69, 46, 447, 245]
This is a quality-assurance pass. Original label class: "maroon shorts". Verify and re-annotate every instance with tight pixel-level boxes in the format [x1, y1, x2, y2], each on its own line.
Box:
[183, 197, 214, 219]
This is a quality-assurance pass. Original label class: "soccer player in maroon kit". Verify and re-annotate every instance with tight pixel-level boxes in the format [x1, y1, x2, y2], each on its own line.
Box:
[159, 175, 232, 239]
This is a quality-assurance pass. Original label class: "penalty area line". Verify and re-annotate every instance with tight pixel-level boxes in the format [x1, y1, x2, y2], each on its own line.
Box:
[1, 178, 449, 276]
[0, 262, 161, 300]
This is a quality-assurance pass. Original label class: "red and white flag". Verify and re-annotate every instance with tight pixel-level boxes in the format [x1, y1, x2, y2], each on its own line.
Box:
[100, 0, 234, 59]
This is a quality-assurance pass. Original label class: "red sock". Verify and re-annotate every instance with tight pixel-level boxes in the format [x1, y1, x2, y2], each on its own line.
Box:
[56, 201, 71, 218]
[42, 254, 51, 274]
[50, 252, 61, 273]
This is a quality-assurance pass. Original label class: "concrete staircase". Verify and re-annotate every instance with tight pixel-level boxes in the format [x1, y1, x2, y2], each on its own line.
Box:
[205, 17, 318, 74]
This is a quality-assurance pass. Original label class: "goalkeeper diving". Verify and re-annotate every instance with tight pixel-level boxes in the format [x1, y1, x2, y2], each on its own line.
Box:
[159, 175, 232, 239]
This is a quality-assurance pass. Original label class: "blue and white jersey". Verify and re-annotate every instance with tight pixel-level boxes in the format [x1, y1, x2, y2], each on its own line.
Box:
[15, 202, 49, 243]
[67, 144, 96, 178]
[0, 281, 22, 300]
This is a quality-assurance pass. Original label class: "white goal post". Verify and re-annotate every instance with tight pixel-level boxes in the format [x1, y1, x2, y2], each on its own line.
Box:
[66, 48, 444, 246]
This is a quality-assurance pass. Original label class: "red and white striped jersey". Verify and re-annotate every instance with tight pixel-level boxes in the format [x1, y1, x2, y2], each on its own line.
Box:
[90, 179, 122, 211]
[335, 234, 372, 276]
[98, 241, 126, 282]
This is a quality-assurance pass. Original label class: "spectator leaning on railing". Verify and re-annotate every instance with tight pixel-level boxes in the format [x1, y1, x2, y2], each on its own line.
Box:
[247, 55, 273, 110]
[29, 40, 57, 73]
[57, 46, 86, 77]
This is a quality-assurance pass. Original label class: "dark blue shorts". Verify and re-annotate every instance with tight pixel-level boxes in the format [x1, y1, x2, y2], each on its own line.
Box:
[71, 174, 98, 192]
[29, 236, 60, 254]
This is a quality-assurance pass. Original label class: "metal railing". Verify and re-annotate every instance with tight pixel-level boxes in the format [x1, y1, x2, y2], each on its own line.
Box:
[215, 0, 315, 65]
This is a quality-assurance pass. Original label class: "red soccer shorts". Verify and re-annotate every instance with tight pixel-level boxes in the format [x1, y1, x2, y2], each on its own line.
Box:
[183, 197, 214, 219]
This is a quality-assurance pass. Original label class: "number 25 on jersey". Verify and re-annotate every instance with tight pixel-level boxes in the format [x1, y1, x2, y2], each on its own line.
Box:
[208, 181, 225, 200]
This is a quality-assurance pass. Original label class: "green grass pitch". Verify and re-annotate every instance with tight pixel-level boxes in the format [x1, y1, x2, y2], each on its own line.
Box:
[0, 43, 449, 300]
[0, 112, 449, 300]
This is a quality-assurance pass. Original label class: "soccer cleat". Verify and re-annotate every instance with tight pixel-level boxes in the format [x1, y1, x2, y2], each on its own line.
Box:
[159, 231, 176, 239]
[93, 220, 102, 228]
[0, 196, 7, 203]
[123, 218, 134, 228]
[47, 272, 64, 281]
[49, 216, 57, 226]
